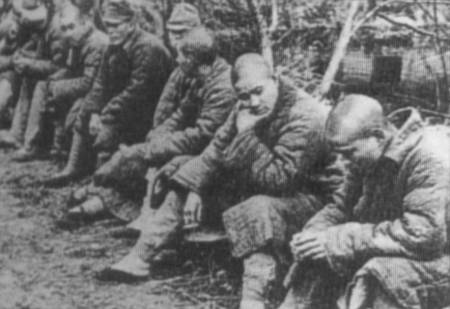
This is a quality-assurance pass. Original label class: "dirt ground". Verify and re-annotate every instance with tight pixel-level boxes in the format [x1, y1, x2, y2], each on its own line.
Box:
[0, 149, 242, 309]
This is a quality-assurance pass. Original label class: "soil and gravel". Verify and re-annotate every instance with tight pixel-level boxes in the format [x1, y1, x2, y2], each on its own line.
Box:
[0, 149, 242, 309]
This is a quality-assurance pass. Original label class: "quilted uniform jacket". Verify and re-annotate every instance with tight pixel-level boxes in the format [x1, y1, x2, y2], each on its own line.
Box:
[151, 67, 193, 129]
[48, 28, 109, 103]
[301, 108, 450, 309]
[83, 27, 173, 131]
[171, 77, 336, 200]
[21, 15, 69, 78]
[143, 56, 236, 164]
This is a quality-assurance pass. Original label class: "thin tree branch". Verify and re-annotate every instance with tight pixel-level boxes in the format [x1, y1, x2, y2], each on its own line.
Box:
[377, 13, 436, 37]
[413, 0, 450, 41]
[352, 0, 394, 34]
[269, 0, 279, 33]
[246, 0, 277, 68]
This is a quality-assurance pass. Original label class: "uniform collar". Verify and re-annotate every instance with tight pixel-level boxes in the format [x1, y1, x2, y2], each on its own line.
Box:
[255, 76, 299, 128]
[277, 76, 300, 108]
[383, 108, 424, 164]
[194, 56, 228, 85]
[81, 26, 95, 45]
[121, 26, 141, 54]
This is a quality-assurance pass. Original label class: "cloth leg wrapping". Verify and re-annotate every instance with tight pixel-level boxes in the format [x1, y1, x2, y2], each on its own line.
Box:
[131, 189, 187, 262]
[23, 81, 48, 150]
[242, 253, 278, 303]
[10, 77, 35, 144]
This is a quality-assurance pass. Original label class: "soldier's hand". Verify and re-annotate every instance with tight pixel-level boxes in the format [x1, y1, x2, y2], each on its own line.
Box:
[183, 191, 203, 229]
[235, 107, 269, 134]
[290, 231, 327, 262]
[12, 54, 29, 73]
[89, 114, 102, 136]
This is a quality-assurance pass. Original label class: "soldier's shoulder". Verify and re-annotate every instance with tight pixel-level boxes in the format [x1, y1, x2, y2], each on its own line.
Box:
[282, 79, 329, 123]
[90, 29, 109, 47]
[417, 126, 450, 161]
[204, 58, 234, 90]
[136, 29, 168, 52]
[401, 126, 450, 176]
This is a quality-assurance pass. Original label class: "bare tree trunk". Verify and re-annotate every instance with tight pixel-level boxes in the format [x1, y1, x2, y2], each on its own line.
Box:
[431, 0, 450, 113]
[246, 0, 278, 69]
[317, 0, 361, 99]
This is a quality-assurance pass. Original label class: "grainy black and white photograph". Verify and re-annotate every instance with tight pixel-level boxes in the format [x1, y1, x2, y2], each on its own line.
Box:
[0, 0, 449, 308]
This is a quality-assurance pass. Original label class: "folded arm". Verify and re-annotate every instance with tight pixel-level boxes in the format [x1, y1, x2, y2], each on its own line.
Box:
[49, 45, 104, 102]
[322, 153, 449, 274]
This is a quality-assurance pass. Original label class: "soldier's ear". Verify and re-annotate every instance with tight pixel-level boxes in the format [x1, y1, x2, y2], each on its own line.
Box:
[271, 71, 280, 83]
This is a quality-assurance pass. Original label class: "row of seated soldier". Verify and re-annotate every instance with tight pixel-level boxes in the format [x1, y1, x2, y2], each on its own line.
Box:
[0, 1, 448, 309]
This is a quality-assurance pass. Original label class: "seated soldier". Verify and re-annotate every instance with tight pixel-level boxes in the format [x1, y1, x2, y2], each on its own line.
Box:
[95, 53, 343, 309]
[45, 0, 173, 185]
[0, 0, 69, 148]
[0, 3, 22, 127]
[12, 3, 109, 161]
[57, 26, 236, 228]
[281, 95, 450, 309]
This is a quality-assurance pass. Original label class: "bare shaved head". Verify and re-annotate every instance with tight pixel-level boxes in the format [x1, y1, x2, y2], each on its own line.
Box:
[231, 53, 279, 116]
[326, 94, 388, 145]
[232, 53, 273, 85]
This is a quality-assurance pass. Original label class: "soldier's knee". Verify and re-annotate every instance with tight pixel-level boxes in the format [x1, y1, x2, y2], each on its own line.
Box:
[93, 124, 119, 152]
[0, 78, 12, 95]
[224, 195, 274, 225]
[241, 195, 274, 214]
[362, 257, 398, 270]
[34, 81, 48, 96]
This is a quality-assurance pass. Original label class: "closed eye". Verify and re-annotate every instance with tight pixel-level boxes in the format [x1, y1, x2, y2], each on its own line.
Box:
[251, 86, 263, 96]
[335, 146, 355, 157]
[238, 92, 250, 101]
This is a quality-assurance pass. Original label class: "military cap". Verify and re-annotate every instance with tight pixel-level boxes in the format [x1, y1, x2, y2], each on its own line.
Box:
[71, 0, 96, 13]
[21, 0, 39, 10]
[12, 0, 48, 27]
[102, 0, 135, 24]
[12, 0, 40, 12]
[167, 2, 200, 31]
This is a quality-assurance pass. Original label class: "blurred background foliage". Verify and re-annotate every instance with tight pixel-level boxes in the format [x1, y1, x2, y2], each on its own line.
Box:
[138, 0, 450, 113]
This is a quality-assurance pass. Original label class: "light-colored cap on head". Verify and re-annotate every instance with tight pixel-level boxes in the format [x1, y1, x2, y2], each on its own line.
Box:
[12, 0, 48, 27]
[102, 0, 135, 24]
[167, 2, 200, 31]
[20, 0, 39, 10]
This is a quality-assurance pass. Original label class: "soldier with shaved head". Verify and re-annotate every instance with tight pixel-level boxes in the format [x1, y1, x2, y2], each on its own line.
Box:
[282, 95, 450, 309]
[95, 53, 343, 309]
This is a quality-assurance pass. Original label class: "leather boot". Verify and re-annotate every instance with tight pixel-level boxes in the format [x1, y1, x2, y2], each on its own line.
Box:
[240, 253, 278, 309]
[44, 132, 86, 186]
[9, 78, 35, 147]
